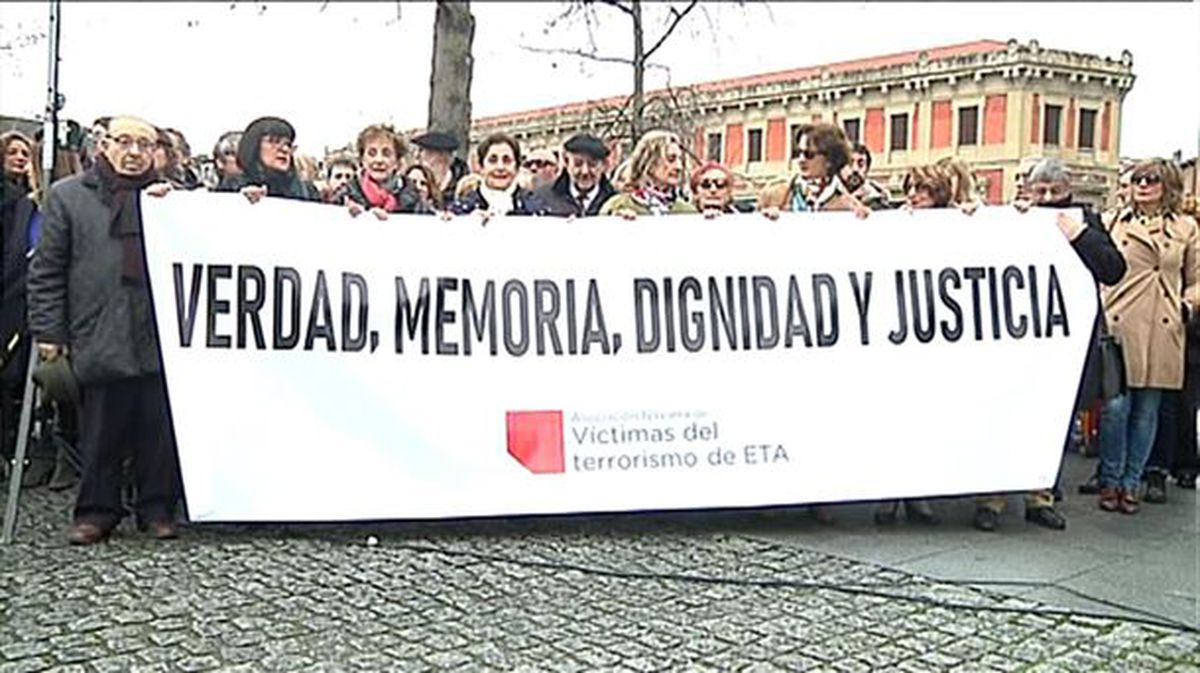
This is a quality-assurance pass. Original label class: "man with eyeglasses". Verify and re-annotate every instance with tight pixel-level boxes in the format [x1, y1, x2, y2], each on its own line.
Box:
[523, 148, 560, 192]
[522, 134, 616, 218]
[27, 115, 182, 545]
[972, 157, 1127, 532]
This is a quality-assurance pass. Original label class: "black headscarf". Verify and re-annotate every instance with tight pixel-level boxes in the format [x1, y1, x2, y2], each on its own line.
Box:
[94, 153, 156, 285]
[236, 116, 310, 199]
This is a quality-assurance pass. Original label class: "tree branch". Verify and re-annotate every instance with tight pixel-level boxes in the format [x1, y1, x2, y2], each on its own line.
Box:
[518, 43, 671, 72]
[594, 0, 634, 17]
[643, 0, 698, 61]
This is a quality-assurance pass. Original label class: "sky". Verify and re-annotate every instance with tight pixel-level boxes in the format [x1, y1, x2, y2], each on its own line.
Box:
[1, 1, 1197, 159]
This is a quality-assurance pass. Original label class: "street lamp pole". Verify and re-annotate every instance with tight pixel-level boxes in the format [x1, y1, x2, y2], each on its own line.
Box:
[40, 0, 62, 194]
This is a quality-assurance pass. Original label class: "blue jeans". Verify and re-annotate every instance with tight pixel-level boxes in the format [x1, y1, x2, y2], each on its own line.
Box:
[1099, 388, 1164, 490]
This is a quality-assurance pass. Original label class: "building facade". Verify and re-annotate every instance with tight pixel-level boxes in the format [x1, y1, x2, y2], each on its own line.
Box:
[471, 39, 1135, 207]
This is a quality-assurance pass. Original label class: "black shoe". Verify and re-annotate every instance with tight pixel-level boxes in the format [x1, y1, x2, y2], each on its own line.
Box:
[1144, 471, 1168, 504]
[973, 508, 999, 532]
[904, 499, 940, 526]
[1025, 506, 1066, 530]
[1174, 472, 1196, 490]
[1078, 473, 1101, 495]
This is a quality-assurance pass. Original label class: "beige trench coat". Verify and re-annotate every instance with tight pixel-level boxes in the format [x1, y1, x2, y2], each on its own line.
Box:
[1101, 209, 1200, 390]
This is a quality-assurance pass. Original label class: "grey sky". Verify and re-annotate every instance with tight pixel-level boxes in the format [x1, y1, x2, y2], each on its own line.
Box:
[1, 1, 1196, 159]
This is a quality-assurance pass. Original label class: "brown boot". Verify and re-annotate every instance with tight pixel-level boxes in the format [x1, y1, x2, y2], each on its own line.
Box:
[66, 521, 111, 546]
[1098, 487, 1120, 512]
[1118, 490, 1140, 515]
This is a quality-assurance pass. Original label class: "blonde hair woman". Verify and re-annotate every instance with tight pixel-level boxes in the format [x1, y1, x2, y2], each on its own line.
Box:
[1098, 158, 1199, 514]
[2, 131, 41, 200]
[599, 130, 697, 218]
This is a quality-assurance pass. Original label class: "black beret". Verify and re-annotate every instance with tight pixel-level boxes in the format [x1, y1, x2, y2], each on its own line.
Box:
[412, 131, 459, 152]
[563, 134, 609, 160]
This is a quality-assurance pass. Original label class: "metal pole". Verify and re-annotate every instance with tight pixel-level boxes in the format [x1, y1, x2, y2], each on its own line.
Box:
[39, 0, 62, 195]
[2, 348, 40, 544]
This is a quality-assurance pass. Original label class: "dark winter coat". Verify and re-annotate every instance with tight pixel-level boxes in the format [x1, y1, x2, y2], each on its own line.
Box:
[215, 171, 321, 203]
[1, 180, 39, 380]
[521, 171, 617, 217]
[26, 170, 162, 385]
[336, 175, 430, 215]
[1069, 203, 1128, 408]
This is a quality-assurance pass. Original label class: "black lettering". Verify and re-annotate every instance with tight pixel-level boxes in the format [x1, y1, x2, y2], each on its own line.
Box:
[304, 270, 336, 351]
[709, 276, 737, 351]
[581, 279, 610, 354]
[784, 275, 813, 348]
[502, 280, 529, 356]
[394, 276, 430, 354]
[910, 269, 935, 343]
[888, 270, 908, 345]
[1002, 266, 1028, 338]
[1045, 265, 1070, 337]
[173, 263, 203, 348]
[205, 264, 232, 349]
[987, 266, 1001, 340]
[813, 274, 839, 347]
[679, 276, 704, 352]
[1028, 265, 1043, 337]
[634, 278, 660, 353]
[435, 277, 459, 356]
[938, 268, 963, 341]
[273, 267, 301, 349]
[534, 280, 563, 355]
[963, 267, 986, 341]
[341, 272, 368, 352]
[236, 265, 267, 350]
[462, 280, 497, 356]
[752, 276, 779, 350]
[849, 271, 872, 346]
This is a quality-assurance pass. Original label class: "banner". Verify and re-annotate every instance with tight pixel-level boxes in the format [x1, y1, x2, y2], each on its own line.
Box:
[141, 193, 1098, 522]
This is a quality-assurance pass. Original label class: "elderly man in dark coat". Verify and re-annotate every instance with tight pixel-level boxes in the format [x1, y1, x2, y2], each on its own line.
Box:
[412, 131, 469, 208]
[523, 134, 617, 217]
[27, 115, 181, 545]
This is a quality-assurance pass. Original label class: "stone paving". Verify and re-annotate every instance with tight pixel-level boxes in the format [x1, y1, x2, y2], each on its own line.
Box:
[1, 488, 1198, 672]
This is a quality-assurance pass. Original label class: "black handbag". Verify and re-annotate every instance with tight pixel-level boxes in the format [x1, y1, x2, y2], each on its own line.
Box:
[1098, 324, 1127, 401]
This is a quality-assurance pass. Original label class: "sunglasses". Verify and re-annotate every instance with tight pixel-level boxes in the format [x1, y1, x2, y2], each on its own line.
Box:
[801, 149, 824, 160]
[697, 179, 728, 190]
[1131, 173, 1162, 187]
[524, 160, 552, 169]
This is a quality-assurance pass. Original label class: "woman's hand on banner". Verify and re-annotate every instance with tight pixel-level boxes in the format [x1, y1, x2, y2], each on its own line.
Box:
[614, 208, 638, 221]
[477, 209, 496, 226]
[760, 207, 781, 221]
[241, 185, 268, 204]
[145, 182, 173, 198]
[437, 210, 453, 222]
[957, 201, 980, 216]
[345, 197, 365, 218]
[702, 208, 721, 220]
[370, 207, 389, 221]
[1013, 198, 1033, 214]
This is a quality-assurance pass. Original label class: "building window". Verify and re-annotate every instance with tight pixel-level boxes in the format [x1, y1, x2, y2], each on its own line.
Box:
[843, 119, 861, 145]
[706, 132, 722, 162]
[1043, 104, 1062, 146]
[890, 113, 909, 151]
[747, 128, 764, 163]
[1078, 109, 1097, 150]
[957, 106, 979, 146]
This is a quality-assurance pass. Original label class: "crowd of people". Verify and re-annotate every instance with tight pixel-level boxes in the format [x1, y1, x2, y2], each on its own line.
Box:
[1, 111, 1197, 544]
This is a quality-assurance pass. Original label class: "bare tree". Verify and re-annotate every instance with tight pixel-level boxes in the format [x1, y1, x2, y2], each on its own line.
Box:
[428, 1, 475, 162]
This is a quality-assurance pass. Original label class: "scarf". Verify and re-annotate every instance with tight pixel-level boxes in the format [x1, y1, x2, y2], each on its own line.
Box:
[631, 184, 678, 216]
[95, 154, 156, 285]
[359, 172, 398, 212]
[479, 182, 518, 216]
[790, 175, 843, 213]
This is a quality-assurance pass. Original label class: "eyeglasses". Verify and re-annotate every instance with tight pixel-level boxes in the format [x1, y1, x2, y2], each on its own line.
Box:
[524, 160, 552, 170]
[330, 172, 354, 182]
[697, 179, 728, 190]
[1131, 173, 1162, 187]
[262, 136, 294, 150]
[106, 135, 157, 152]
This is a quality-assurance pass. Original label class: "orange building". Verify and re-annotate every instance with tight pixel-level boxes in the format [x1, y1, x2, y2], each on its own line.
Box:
[471, 39, 1135, 207]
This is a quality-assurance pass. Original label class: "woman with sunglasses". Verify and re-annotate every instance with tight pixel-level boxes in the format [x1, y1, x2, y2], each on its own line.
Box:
[1096, 159, 1199, 515]
[690, 162, 739, 218]
[216, 116, 321, 204]
[759, 123, 868, 219]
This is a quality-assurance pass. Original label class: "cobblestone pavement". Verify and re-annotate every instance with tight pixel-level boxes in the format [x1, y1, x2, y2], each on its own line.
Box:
[2, 489, 1198, 672]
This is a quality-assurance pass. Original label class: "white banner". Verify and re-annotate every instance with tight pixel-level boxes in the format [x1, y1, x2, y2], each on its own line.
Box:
[141, 193, 1098, 522]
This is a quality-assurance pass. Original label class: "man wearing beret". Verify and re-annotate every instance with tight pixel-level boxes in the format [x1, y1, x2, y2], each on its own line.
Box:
[412, 131, 469, 208]
[523, 133, 617, 217]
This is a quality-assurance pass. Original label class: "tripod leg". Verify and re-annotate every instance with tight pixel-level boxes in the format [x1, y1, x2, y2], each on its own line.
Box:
[2, 348, 40, 544]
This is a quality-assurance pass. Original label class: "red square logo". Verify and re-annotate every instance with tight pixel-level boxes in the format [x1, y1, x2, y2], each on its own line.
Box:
[506, 411, 565, 474]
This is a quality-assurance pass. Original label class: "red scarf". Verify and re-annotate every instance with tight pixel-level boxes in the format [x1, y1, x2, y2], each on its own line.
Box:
[359, 172, 398, 212]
